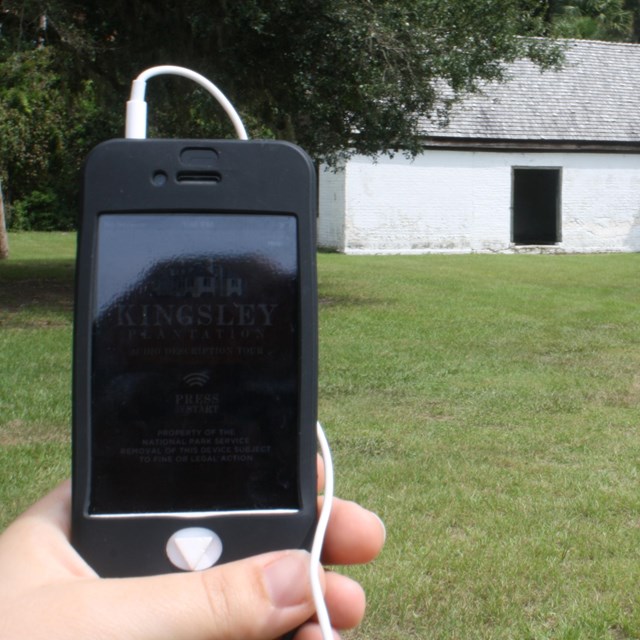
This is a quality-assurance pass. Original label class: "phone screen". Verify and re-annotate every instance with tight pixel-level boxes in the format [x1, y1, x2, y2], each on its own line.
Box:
[89, 213, 299, 514]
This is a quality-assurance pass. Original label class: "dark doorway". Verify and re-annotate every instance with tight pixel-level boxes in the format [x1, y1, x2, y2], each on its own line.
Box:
[512, 168, 561, 245]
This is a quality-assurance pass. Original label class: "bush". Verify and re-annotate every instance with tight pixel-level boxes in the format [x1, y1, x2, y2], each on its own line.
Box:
[8, 190, 75, 231]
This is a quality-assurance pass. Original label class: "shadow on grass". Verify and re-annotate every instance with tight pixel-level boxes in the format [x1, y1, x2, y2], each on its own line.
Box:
[0, 259, 75, 324]
[319, 292, 389, 308]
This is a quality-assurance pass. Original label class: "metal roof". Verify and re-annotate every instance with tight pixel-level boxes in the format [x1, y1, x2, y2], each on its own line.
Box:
[420, 39, 640, 147]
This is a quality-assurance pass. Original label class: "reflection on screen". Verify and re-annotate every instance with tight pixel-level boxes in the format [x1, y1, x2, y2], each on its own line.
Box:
[90, 214, 299, 514]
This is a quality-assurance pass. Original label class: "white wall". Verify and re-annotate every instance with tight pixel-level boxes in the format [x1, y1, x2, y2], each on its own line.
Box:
[318, 150, 640, 254]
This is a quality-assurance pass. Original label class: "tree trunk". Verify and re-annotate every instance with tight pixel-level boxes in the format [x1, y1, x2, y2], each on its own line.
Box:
[0, 180, 9, 260]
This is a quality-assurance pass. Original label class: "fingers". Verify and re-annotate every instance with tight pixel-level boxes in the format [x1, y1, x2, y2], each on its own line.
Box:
[0, 481, 94, 597]
[320, 497, 385, 566]
[107, 550, 317, 640]
[19, 550, 321, 640]
[323, 571, 366, 628]
[317, 454, 325, 492]
[293, 572, 366, 640]
[295, 623, 341, 640]
[1, 477, 383, 640]
[17, 479, 73, 535]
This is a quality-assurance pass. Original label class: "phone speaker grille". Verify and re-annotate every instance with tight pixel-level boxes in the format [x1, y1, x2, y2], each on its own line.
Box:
[176, 171, 222, 183]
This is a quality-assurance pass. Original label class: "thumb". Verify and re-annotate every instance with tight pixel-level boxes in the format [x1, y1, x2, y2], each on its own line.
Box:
[38, 550, 319, 640]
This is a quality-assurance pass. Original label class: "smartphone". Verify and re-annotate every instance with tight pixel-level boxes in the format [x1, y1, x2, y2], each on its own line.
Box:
[72, 139, 318, 577]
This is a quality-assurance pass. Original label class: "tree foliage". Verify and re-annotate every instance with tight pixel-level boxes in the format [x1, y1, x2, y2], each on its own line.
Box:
[0, 0, 568, 228]
[549, 0, 639, 41]
[0, 46, 117, 229]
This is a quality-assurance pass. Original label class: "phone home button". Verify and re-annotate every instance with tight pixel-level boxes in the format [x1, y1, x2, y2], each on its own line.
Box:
[166, 527, 223, 571]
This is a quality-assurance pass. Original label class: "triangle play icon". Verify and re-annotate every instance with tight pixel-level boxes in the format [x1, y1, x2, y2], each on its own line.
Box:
[166, 527, 223, 571]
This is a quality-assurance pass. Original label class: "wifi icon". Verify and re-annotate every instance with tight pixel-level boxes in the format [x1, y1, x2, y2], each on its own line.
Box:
[183, 371, 210, 388]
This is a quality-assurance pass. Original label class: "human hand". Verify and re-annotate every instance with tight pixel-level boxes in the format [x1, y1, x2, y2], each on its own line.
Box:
[0, 481, 384, 639]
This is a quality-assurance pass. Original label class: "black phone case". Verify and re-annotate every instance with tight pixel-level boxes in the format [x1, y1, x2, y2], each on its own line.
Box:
[72, 139, 318, 578]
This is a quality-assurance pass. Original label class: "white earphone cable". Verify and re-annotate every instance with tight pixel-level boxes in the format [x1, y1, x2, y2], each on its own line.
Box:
[125, 65, 248, 140]
[313, 422, 335, 639]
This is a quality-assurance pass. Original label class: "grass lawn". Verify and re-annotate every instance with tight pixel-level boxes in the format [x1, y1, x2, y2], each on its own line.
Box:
[0, 232, 75, 513]
[1, 232, 640, 639]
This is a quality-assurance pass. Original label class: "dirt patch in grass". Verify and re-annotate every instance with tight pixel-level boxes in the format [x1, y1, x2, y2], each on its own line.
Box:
[624, 375, 640, 407]
[0, 420, 69, 446]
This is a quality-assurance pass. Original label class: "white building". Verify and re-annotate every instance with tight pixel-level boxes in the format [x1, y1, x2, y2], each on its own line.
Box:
[318, 39, 640, 254]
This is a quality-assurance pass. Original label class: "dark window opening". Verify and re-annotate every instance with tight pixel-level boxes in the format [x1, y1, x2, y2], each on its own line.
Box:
[512, 168, 561, 245]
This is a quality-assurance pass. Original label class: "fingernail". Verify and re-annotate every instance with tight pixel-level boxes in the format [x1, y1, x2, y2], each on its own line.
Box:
[374, 512, 387, 544]
[264, 551, 311, 609]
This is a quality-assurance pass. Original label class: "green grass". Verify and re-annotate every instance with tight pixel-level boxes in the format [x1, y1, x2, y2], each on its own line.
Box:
[2, 234, 640, 639]
[318, 254, 640, 640]
[0, 232, 75, 515]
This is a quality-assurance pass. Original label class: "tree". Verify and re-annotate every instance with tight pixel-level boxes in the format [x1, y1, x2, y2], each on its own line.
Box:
[548, 0, 637, 41]
[1, 0, 562, 228]
[0, 179, 8, 259]
[0, 46, 114, 229]
[625, 0, 640, 41]
[5, 0, 563, 154]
